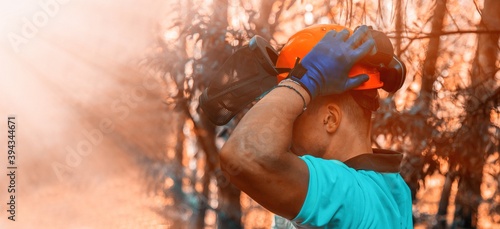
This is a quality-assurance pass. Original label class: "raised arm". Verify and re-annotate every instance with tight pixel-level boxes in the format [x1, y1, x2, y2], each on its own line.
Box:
[220, 80, 311, 219]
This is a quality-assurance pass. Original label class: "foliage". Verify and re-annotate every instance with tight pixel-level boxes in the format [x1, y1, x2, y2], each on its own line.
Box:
[142, 0, 500, 228]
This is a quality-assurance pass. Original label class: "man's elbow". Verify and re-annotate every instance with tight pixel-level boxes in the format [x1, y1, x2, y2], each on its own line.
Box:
[219, 141, 248, 179]
[220, 137, 259, 171]
[220, 135, 249, 163]
[219, 143, 234, 170]
[219, 139, 281, 176]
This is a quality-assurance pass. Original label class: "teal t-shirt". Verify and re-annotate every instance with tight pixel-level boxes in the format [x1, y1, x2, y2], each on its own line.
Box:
[291, 155, 413, 229]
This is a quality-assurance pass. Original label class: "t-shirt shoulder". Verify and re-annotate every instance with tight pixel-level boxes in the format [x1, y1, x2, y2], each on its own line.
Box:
[293, 155, 412, 229]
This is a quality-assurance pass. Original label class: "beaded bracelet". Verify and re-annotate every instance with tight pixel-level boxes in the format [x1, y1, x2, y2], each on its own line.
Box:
[281, 78, 302, 87]
[274, 84, 307, 114]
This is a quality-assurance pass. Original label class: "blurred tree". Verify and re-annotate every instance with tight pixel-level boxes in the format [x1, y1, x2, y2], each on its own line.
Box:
[452, 0, 500, 227]
[145, 0, 287, 227]
[144, 0, 500, 228]
[200, 2, 243, 228]
[419, 0, 449, 228]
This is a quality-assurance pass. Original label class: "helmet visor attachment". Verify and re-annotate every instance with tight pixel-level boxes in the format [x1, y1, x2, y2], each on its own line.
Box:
[199, 36, 279, 125]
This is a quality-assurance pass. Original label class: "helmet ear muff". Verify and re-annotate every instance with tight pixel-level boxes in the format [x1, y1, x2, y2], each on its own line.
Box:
[199, 35, 280, 125]
[356, 27, 394, 68]
[379, 56, 406, 93]
[353, 26, 406, 93]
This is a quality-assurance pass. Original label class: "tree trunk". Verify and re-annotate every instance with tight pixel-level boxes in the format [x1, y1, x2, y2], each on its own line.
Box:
[394, 0, 403, 56]
[218, 185, 243, 229]
[204, 1, 243, 228]
[470, 0, 500, 85]
[254, 0, 276, 40]
[434, 171, 455, 229]
[415, 1, 448, 226]
[421, 0, 447, 100]
[452, 175, 481, 229]
[193, 115, 217, 229]
[411, 1, 452, 227]
[172, 112, 185, 204]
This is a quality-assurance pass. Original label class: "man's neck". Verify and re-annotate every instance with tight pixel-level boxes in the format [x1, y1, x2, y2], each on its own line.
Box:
[324, 131, 372, 162]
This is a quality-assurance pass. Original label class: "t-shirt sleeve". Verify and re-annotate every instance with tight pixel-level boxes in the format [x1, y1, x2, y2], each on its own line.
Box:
[292, 155, 366, 227]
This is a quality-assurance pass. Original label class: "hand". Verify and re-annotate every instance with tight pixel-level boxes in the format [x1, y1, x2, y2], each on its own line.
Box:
[292, 25, 375, 98]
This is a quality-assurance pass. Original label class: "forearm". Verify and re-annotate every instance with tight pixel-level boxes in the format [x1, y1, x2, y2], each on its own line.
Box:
[219, 81, 311, 217]
[220, 81, 310, 170]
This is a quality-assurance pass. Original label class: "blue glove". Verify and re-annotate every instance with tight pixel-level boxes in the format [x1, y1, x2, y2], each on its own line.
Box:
[290, 25, 375, 98]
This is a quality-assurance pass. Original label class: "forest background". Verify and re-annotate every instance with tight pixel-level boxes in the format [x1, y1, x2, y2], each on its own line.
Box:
[0, 0, 498, 228]
[150, 0, 499, 228]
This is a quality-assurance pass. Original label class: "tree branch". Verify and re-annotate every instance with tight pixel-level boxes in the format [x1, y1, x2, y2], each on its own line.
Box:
[386, 29, 500, 39]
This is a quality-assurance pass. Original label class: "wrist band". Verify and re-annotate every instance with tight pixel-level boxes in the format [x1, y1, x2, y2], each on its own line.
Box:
[281, 78, 302, 87]
[283, 77, 313, 100]
[274, 84, 307, 114]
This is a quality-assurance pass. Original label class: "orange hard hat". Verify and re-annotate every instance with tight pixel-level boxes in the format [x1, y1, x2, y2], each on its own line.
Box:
[276, 24, 383, 90]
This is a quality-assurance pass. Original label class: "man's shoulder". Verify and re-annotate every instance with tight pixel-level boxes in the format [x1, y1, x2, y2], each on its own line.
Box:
[294, 153, 412, 228]
[299, 155, 358, 178]
[301, 148, 404, 173]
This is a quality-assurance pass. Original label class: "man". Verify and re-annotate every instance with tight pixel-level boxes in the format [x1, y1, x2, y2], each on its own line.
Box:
[219, 25, 413, 228]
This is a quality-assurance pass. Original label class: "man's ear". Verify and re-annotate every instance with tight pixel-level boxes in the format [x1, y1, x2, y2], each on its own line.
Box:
[324, 104, 342, 134]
